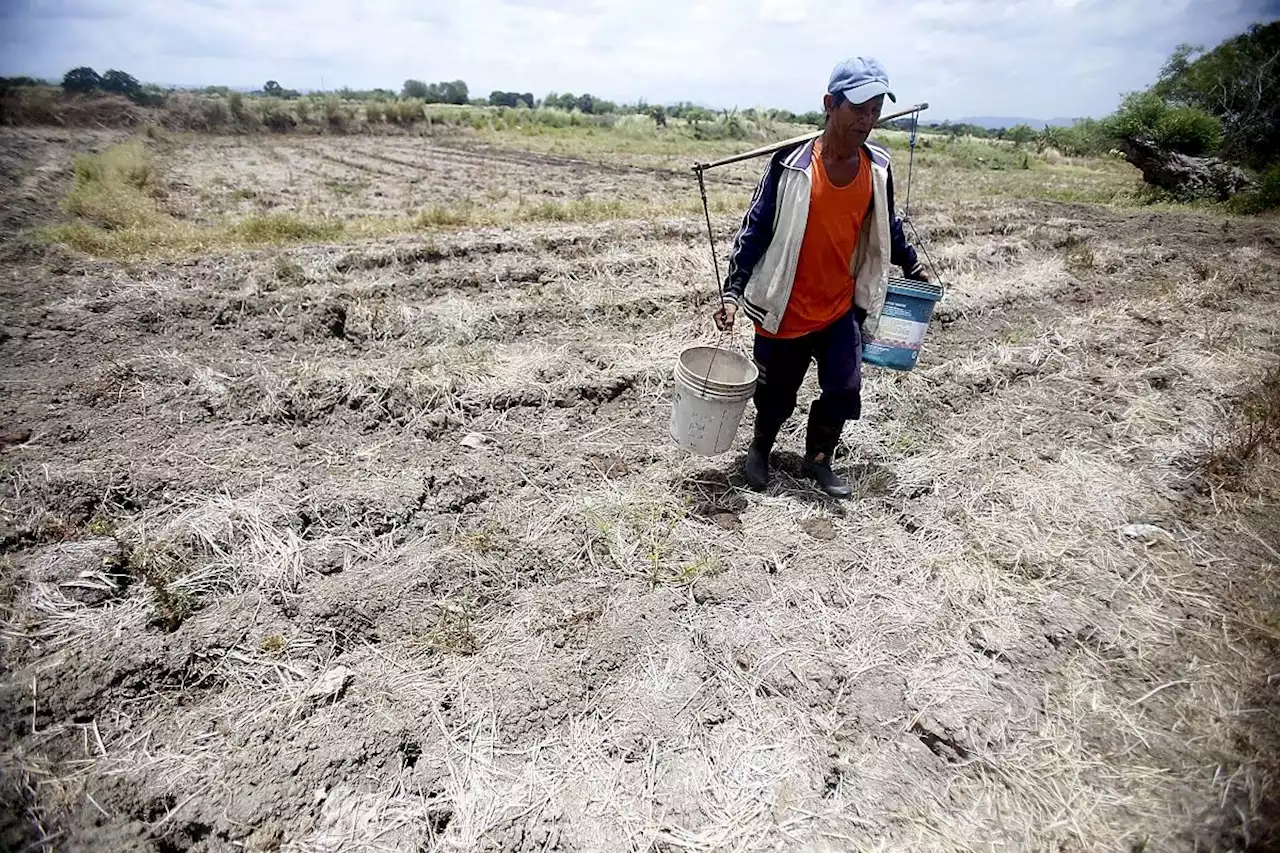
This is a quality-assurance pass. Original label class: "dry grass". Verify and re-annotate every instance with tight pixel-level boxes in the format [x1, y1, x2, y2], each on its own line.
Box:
[39, 137, 752, 259]
[3, 125, 1279, 853]
[63, 140, 165, 230]
[1204, 364, 1280, 490]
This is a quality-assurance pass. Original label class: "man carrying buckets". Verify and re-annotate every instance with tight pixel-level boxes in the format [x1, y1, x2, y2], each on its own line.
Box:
[713, 57, 931, 499]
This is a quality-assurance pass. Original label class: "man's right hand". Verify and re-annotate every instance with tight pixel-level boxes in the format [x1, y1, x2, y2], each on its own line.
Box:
[713, 302, 737, 331]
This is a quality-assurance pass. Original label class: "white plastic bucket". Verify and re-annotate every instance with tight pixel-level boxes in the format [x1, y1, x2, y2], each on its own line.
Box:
[670, 346, 758, 456]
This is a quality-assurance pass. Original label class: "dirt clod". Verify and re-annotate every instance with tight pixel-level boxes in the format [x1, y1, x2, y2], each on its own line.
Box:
[304, 667, 353, 707]
[799, 517, 837, 540]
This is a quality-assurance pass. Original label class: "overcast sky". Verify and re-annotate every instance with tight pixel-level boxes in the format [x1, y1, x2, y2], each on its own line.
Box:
[3, 0, 1277, 119]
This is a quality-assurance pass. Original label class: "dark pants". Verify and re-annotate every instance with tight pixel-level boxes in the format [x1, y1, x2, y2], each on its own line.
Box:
[752, 307, 863, 457]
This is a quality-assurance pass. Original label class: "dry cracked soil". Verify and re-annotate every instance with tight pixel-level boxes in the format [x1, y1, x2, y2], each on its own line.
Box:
[2, 127, 1280, 853]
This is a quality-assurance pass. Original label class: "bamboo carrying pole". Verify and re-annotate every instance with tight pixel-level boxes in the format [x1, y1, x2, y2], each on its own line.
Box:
[692, 102, 929, 173]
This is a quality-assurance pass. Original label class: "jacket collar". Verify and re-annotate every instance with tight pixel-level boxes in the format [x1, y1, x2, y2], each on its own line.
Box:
[781, 140, 813, 171]
[783, 138, 891, 173]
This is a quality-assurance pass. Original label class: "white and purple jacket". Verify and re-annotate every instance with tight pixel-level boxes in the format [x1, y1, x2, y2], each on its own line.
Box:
[721, 138, 924, 337]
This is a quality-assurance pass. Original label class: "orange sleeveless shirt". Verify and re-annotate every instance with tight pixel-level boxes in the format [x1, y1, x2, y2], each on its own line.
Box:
[759, 143, 873, 339]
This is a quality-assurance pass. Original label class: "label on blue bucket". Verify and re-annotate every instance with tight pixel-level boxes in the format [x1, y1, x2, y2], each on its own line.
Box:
[862, 279, 940, 372]
[872, 314, 928, 350]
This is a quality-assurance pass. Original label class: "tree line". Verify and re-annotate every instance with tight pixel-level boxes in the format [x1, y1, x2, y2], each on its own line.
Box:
[8, 20, 1275, 205]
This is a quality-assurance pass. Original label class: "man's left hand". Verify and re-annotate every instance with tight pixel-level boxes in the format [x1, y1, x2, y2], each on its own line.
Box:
[905, 264, 930, 283]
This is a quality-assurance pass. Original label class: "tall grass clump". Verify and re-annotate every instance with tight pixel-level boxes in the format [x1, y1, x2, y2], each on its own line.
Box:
[413, 203, 479, 228]
[260, 98, 296, 132]
[227, 91, 254, 126]
[64, 140, 166, 229]
[393, 99, 425, 126]
[323, 96, 346, 131]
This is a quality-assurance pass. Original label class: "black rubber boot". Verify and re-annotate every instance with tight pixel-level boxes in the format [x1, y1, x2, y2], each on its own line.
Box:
[803, 413, 852, 499]
[744, 420, 779, 491]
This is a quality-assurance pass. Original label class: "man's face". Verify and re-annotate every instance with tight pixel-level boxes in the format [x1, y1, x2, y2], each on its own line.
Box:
[824, 93, 885, 145]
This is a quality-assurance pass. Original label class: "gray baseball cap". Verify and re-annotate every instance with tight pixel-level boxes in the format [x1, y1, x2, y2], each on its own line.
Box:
[827, 57, 896, 104]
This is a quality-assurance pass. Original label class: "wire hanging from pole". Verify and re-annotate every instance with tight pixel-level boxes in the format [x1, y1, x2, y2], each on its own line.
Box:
[695, 166, 722, 307]
[694, 165, 728, 387]
[899, 109, 945, 294]
[905, 110, 918, 219]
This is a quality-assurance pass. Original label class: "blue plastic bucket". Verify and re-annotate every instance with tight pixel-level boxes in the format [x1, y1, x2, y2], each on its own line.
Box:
[862, 277, 945, 371]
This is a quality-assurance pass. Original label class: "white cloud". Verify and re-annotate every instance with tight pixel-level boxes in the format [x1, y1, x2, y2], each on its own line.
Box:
[757, 0, 810, 24]
[2, 0, 1273, 119]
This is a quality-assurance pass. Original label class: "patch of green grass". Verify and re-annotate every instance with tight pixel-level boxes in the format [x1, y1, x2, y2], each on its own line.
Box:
[42, 188, 756, 259]
[916, 136, 1032, 171]
[229, 214, 344, 244]
[39, 221, 199, 257]
[43, 215, 345, 258]
[470, 120, 814, 165]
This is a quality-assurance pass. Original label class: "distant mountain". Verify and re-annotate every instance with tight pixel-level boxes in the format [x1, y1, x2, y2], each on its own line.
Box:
[940, 116, 1084, 130]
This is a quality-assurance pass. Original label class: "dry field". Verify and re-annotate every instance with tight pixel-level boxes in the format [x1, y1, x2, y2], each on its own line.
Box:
[1, 125, 1279, 853]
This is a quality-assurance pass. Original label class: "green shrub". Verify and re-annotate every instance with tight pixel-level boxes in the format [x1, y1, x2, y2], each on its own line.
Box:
[295, 98, 311, 123]
[1005, 124, 1037, 146]
[1229, 163, 1280, 213]
[1107, 91, 1166, 140]
[1260, 163, 1280, 209]
[62, 66, 101, 94]
[1106, 91, 1221, 156]
[1155, 107, 1222, 156]
[1152, 22, 1279, 170]
[365, 102, 384, 124]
